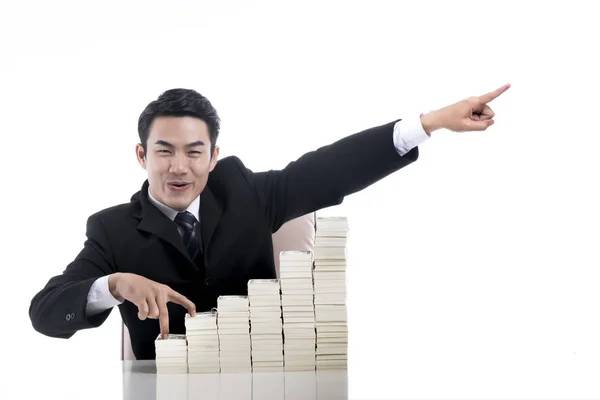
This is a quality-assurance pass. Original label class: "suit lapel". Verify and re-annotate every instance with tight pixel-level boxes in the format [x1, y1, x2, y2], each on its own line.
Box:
[199, 185, 223, 259]
[132, 181, 190, 264]
[131, 180, 223, 267]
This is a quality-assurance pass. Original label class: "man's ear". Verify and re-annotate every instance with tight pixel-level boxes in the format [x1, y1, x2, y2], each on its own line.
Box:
[135, 143, 147, 169]
[209, 146, 220, 172]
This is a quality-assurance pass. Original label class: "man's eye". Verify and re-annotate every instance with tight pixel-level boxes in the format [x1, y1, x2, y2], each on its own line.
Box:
[157, 150, 171, 153]
[190, 151, 202, 155]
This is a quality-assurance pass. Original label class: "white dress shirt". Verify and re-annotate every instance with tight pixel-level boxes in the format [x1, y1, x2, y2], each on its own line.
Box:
[84, 116, 430, 317]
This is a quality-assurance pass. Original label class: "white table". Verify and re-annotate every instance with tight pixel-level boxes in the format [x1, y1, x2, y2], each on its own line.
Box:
[122, 361, 348, 400]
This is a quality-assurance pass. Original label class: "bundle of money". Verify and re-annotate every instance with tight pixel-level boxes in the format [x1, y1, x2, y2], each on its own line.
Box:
[155, 334, 188, 373]
[185, 310, 220, 373]
[248, 279, 284, 372]
[279, 250, 316, 371]
[314, 217, 349, 370]
[216, 295, 252, 373]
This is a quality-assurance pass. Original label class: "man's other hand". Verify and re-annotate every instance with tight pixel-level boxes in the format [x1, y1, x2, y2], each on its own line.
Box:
[421, 83, 511, 135]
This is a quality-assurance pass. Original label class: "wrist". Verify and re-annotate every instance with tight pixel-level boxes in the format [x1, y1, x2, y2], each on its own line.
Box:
[420, 110, 443, 136]
[108, 273, 124, 301]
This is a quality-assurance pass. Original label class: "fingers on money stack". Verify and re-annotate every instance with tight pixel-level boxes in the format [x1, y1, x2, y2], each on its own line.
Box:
[155, 334, 188, 373]
[184, 311, 220, 373]
[314, 217, 349, 370]
[216, 295, 252, 373]
[279, 251, 317, 371]
[248, 279, 284, 372]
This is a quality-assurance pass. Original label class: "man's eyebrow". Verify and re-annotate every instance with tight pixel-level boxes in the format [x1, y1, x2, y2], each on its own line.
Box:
[154, 140, 206, 147]
[154, 140, 173, 148]
[186, 141, 206, 147]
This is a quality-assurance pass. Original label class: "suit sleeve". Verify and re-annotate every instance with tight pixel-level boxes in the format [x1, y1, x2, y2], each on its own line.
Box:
[29, 213, 117, 338]
[238, 119, 420, 232]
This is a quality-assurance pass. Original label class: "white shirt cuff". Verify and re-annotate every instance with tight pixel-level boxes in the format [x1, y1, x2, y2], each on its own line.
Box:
[86, 275, 123, 317]
[393, 115, 431, 156]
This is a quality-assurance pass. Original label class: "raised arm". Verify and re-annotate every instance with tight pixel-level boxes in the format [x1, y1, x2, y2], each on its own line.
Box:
[240, 83, 511, 232]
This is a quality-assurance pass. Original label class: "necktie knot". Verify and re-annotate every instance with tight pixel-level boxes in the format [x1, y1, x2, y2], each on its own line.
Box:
[175, 211, 197, 230]
[174, 211, 200, 259]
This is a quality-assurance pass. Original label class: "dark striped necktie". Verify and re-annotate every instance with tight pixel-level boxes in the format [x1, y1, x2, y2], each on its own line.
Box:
[174, 211, 201, 260]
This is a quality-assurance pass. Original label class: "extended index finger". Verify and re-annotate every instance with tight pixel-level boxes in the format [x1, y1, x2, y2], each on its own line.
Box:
[156, 292, 170, 339]
[168, 289, 197, 317]
[478, 83, 511, 104]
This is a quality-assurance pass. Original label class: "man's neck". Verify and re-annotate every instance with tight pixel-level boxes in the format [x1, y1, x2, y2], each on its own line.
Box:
[147, 187, 200, 222]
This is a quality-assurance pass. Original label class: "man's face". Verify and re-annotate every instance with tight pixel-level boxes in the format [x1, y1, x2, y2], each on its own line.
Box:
[136, 116, 219, 211]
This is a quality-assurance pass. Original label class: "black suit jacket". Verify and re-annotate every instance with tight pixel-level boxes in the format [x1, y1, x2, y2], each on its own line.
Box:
[29, 119, 419, 359]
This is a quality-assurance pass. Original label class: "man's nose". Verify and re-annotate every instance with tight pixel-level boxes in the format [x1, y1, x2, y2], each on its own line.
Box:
[170, 155, 189, 174]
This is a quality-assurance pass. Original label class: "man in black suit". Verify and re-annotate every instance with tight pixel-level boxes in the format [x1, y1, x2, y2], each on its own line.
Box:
[29, 84, 510, 359]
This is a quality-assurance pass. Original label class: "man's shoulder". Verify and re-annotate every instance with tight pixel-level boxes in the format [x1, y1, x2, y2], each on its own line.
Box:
[213, 155, 246, 173]
[209, 155, 251, 183]
[87, 192, 142, 226]
[91, 202, 137, 217]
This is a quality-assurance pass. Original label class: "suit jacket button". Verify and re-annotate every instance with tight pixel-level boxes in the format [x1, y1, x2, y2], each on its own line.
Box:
[66, 314, 71, 321]
[204, 278, 211, 286]
[71, 312, 76, 319]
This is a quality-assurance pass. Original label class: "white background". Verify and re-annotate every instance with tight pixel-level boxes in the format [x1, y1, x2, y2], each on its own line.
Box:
[1, 1, 599, 399]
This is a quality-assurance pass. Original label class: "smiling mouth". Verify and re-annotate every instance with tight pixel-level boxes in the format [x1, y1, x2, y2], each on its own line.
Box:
[167, 182, 191, 191]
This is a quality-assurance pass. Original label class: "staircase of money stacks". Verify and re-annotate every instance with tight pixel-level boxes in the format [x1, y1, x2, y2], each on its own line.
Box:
[155, 216, 349, 374]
